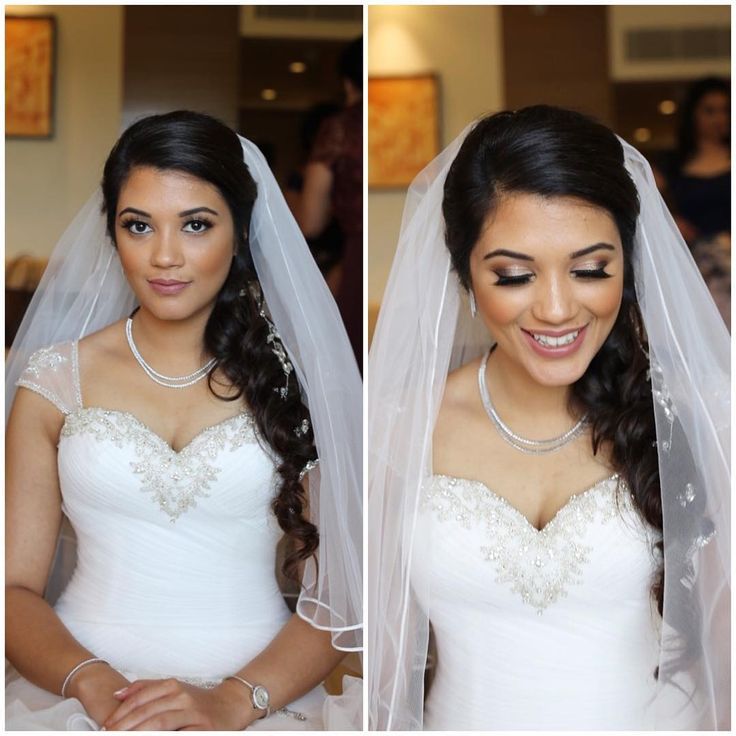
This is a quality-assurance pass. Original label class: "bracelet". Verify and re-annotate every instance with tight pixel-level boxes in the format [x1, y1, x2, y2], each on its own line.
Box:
[61, 657, 109, 698]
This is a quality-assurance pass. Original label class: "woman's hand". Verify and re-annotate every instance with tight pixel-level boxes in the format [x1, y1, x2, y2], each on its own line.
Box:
[102, 678, 254, 731]
[66, 663, 131, 729]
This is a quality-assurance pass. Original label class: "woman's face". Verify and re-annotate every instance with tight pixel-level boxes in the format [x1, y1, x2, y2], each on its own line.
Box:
[115, 166, 237, 322]
[694, 90, 729, 143]
[469, 193, 624, 388]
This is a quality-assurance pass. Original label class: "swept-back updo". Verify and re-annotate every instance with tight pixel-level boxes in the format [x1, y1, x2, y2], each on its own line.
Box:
[442, 105, 674, 667]
[101, 110, 318, 581]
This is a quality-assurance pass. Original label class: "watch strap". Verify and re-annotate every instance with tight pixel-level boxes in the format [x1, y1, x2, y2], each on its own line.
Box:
[225, 675, 271, 718]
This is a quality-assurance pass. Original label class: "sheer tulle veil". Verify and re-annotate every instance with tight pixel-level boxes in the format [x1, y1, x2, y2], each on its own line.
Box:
[5, 135, 363, 656]
[367, 120, 729, 729]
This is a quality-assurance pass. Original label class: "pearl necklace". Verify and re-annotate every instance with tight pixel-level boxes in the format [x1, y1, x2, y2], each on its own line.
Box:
[125, 318, 217, 389]
[478, 347, 588, 455]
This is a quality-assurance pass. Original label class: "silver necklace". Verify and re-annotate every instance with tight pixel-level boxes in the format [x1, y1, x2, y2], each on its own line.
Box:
[478, 347, 588, 455]
[125, 317, 216, 389]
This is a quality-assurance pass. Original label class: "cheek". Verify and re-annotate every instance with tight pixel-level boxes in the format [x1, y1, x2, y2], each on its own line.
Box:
[116, 243, 143, 276]
[191, 237, 235, 279]
[592, 277, 624, 321]
[476, 286, 527, 327]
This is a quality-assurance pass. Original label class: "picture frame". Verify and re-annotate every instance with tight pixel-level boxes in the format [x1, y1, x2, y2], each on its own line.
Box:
[6, 15, 56, 138]
[368, 73, 440, 188]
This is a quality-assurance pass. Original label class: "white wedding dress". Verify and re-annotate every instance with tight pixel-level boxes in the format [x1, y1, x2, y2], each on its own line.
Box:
[412, 472, 687, 730]
[5, 341, 329, 731]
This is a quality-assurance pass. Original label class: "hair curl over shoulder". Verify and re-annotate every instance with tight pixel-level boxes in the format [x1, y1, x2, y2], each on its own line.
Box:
[101, 110, 318, 581]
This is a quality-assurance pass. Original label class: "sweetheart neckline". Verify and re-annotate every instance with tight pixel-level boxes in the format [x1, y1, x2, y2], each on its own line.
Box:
[428, 473, 620, 534]
[63, 406, 254, 456]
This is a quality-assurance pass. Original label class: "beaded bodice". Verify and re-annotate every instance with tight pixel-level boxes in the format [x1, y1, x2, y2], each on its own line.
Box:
[15, 341, 291, 681]
[413, 473, 663, 730]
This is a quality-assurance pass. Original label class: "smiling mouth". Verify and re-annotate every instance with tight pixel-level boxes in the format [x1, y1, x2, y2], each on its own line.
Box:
[524, 327, 585, 348]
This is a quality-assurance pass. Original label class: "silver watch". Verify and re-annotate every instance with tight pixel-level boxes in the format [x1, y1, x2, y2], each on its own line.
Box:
[227, 675, 271, 718]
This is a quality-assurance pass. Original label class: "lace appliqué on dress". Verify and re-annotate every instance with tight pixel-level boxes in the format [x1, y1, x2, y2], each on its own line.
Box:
[61, 409, 258, 522]
[16, 345, 76, 415]
[423, 475, 628, 614]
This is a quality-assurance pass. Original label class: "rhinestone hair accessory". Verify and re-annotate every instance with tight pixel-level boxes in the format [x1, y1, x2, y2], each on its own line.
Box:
[257, 301, 292, 400]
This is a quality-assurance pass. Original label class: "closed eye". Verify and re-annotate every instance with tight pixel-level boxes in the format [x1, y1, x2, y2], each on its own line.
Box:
[572, 267, 612, 280]
[493, 273, 534, 287]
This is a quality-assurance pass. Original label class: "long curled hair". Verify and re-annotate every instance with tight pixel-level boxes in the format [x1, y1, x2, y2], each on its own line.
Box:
[442, 105, 670, 661]
[100, 110, 318, 581]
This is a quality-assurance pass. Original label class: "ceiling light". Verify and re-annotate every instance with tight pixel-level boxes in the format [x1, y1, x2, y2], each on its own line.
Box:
[658, 99, 676, 115]
[261, 89, 277, 101]
[289, 61, 307, 74]
[633, 127, 652, 143]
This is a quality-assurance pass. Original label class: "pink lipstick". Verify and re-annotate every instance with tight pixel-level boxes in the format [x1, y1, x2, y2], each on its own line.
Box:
[521, 324, 588, 358]
[148, 279, 190, 296]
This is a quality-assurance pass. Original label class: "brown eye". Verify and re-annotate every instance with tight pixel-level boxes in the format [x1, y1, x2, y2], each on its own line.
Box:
[121, 219, 152, 235]
[182, 218, 213, 234]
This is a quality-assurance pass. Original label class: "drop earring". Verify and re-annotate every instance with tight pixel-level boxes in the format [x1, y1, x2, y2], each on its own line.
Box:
[469, 290, 477, 319]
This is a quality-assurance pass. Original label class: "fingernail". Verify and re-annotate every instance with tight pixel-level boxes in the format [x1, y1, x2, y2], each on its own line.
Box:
[113, 687, 127, 696]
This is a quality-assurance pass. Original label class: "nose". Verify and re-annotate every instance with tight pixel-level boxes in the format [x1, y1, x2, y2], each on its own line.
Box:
[150, 229, 184, 268]
[531, 273, 578, 324]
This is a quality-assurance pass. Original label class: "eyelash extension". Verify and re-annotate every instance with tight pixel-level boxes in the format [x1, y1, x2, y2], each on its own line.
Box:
[494, 274, 533, 286]
[572, 267, 612, 279]
[493, 266, 612, 286]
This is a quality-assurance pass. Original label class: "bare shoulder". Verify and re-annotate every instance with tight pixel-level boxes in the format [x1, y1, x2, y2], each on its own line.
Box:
[432, 356, 491, 472]
[439, 357, 482, 417]
[434, 356, 484, 442]
[78, 319, 128, 365]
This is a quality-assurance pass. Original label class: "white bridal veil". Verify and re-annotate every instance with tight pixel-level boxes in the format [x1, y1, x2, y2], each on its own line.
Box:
[367, 123, 729, 729]
[5, 136, 363, 656]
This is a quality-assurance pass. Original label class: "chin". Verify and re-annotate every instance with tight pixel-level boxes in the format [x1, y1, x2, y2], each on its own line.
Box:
[525, 356, 592, 388]
[138, 300, 198, 323]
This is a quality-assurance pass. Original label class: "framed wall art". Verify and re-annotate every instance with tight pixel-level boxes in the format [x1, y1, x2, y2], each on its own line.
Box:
[368, 74, 440, 188]
[6, 15, 56, 138]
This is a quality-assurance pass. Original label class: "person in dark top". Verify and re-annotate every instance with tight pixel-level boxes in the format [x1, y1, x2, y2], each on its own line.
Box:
[656, 77, 730, 328]
[660, 76, 730, 244]
[297, 37, 363, 366]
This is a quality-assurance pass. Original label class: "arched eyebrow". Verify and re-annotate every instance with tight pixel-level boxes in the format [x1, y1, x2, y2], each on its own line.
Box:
[118, 206, 220, 218]
[482, 242, 616, 261]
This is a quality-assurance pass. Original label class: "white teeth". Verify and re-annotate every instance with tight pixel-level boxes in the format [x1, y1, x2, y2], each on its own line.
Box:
[531, 329, 580, 348]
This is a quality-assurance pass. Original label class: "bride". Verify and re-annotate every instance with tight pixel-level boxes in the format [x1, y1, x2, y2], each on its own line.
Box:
[6, 111, 362, 731]
[368, 106, 729, 730]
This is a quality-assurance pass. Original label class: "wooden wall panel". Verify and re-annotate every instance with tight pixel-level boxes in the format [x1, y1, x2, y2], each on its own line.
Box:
[501, 6, 612, 126]
[123, 6, 239, 129]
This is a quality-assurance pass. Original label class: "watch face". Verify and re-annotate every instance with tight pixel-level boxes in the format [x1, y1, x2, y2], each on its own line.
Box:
[252, 685, 270, 710]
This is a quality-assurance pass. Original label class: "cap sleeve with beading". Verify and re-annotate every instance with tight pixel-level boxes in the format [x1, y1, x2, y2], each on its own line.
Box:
[15, 342, 81, 416]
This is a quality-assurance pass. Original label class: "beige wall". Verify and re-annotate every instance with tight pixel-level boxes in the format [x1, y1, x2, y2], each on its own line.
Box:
[368, 6, 505, 306]
[6, 5, 123, 258]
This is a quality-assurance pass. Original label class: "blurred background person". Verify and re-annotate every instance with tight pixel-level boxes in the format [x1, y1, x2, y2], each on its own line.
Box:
[659, 76, 730, 245]
[298, 37, 363, 365]
[655, 77, 730, 327]
[284, 101, 345, 295]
